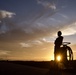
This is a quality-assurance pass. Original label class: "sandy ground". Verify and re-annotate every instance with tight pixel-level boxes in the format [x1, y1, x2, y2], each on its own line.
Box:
[0, 62, 76, 75]
[0, 62, 49, 75]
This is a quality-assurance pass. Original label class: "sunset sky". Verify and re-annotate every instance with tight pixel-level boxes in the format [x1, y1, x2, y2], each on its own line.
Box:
[0, 0, 76, 61]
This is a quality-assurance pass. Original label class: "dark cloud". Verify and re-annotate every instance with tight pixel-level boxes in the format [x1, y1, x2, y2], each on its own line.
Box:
[0, 20, 74, 43]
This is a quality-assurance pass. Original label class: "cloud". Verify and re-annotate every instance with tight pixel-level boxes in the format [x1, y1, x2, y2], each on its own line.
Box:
[62, 22, 76, 36]
[31, 8, 49, 23]
[0, 50, 10, 55]
[30, 0, 57, 22]
[0, 10, 16, 34]
[20, 43, 32, 48]
[19, 38, 53, 48]
[19, 40, 43, 48]
[50, 18, 61, 23]
[57, 13, 69, 19]
[41, 38, 52, 43]
[0, 9, 75, 44]
[31, 40, 43, 45]
[0, 10, 16, 19]
[0, 22, 9, 34]
[23, 28, 34, 34]
[37, 0, 56, 10]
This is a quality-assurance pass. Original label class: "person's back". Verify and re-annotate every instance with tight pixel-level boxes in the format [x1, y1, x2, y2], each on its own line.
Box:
[54, 31, 63, 61]
[54, 36, 63, 52]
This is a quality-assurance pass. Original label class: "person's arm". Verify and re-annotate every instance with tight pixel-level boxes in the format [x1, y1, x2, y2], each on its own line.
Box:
[54, 38, 57, 45]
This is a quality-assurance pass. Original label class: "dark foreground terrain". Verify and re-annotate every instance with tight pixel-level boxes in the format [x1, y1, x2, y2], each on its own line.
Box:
[0, 60, 76, 75]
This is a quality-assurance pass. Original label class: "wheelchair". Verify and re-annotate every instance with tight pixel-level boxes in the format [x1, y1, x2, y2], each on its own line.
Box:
[55, 42, 73, 62]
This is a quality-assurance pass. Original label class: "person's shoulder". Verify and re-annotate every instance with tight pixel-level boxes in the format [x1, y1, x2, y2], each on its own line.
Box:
[60, 36, 63, 38]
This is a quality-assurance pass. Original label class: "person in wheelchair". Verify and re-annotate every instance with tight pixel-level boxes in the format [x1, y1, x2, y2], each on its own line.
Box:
[54, 31, 73, 62]
[54, 31, 63, 61]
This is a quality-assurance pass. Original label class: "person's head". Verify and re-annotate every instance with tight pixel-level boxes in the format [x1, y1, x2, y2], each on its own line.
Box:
[57, 31, 62, 36]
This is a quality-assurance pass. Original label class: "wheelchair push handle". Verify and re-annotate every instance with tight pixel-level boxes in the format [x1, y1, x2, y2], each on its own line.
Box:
[62, 42, 71, 46]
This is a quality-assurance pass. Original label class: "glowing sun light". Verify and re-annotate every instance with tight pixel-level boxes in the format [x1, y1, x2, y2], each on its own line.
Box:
[57, 55, 61, 61]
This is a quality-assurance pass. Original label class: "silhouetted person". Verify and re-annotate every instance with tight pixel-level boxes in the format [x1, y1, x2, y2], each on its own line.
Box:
[54, 31, 63, 61]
